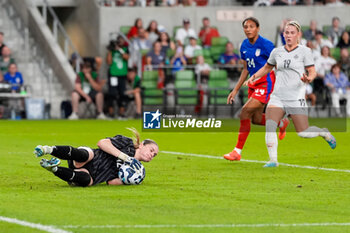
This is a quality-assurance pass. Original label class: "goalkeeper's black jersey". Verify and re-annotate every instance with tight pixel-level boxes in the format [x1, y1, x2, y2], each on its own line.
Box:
[69, 135, 136, 185]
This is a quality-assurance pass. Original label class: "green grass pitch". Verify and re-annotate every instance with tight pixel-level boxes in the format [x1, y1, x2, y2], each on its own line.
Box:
[0, 119, 349, 233]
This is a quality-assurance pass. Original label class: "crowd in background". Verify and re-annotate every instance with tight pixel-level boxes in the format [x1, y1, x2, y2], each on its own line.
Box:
[99, 0, 350, 7]
[0, 31, 25, 119]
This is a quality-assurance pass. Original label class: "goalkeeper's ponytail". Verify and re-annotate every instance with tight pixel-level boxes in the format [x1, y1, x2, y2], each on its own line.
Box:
[127, 127, 158, 152]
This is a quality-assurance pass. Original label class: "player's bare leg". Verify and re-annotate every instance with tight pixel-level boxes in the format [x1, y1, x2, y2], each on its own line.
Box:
[290, 114, 336, 149]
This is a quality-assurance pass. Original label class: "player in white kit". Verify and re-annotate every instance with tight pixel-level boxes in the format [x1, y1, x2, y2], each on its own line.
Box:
[245, 20, 337, 167]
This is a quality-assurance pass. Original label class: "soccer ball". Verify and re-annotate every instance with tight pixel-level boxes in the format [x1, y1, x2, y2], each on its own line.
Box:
[118, 162, 146, 185]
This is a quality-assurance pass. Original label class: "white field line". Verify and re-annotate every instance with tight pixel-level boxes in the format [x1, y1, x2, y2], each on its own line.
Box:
[0, 216, 71, 233]
[61, 222, 350, 229]
[161, 151, 350, 173]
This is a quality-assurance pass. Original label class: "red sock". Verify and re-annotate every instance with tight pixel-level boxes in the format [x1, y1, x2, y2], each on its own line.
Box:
[235, 119, 251, 149]
[259, 113, 266, 126]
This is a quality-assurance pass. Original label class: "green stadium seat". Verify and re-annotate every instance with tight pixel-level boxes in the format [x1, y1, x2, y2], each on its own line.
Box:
[346, 25, 350, 32]
[166, 49, 175, 59]
[210, 46, 226, 61]
[143, 70, 158, 82]
[141, 49, 150, 56]
[209, 70, 228, 80]
[211, 37, 229, 46]
[175, 79, 198, 105]
[208, 79, 230, 105]
[322, 25, 331, 34]
[141, 80, 164, 105]
[330, 47, 341, 61]
[175, 70, 195, 81]
[301, 25, 310, 33]
[193, 49, 203, 57]
[203, 48, 211, 58]
[204, 58, 214, 65]
[119, 25, 131, 35]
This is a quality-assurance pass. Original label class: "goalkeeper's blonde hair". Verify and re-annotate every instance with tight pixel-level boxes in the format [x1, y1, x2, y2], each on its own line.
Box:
[127, 127, 158, 151]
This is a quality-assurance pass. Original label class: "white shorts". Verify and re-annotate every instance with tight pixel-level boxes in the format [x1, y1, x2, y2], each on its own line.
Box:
[268, 96, 308, 116]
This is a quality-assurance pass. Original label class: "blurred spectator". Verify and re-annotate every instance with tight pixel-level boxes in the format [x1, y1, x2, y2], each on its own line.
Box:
[218, 41, 241, 79]
[129, 28, 152, 67]
[305, 84, 317, 107]
[306, 40, 321, 61]
[4, 63, 23, 92]
[303, 20, 319, 41]
[127, 18, 143, 39]
[324, 63, 350, 116]
[198, 17, 220, 47]
[68, 62, 106, 120]
[272, 0, 297, 5]
[106, 35, 129, 118]
[314, 30, 333, 52]
[254, 0, 272, 6]
[326, 0, 345, 6]
[339, 48, 350, 77]
[146, 41, 166, 87]
[195, 55, 211, 82]
[170, 46, 187, 75]
[125, 68, 142, 118]
[337, 31, 350, 49]
[146, 20, 160, 44]
[0, 70, 3, 83]
[0, 46, 15, 74]
[0, 32, 5, 58]
[276, 18, 291, 46]
[175, 18, 197, 47]
[315, 46, 337, 79]
[146, 41, 166, 67]
[184, 37, 202, 61]
[326, 17, 345, 47]
[157, 31, 176, 54]
[314, 46, 337, 104]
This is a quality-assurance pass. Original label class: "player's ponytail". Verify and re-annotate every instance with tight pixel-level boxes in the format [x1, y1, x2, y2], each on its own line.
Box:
[127, 127, 141, 149]
[127, 128, 158, 151]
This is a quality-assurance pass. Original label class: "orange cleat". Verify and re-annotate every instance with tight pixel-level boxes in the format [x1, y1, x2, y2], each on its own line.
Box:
[278, 118, 290, 140]
[223, 150, 241, 161]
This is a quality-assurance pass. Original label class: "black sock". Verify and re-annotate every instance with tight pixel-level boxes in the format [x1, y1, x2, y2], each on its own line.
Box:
[54, 167, 91, 187]
[51, 146, 89, 162]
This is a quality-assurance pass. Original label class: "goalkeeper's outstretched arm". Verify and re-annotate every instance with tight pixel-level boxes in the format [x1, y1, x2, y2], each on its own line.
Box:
[97, 139, 131, 161]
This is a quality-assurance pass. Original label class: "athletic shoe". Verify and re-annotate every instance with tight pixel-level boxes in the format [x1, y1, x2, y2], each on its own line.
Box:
[263, 161, 279, 167]
[68, 112, 79, 120]
[97, 113, 107, 120]
[323, 128, 336, 149]
[40, 158, 61, 171]
[34, 145, 52, 157]
[278, 118, 290, 140]
[223, 150, 241, 161]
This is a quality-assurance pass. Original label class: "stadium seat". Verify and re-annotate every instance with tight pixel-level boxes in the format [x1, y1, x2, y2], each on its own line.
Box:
[205, 58, 214, 65]
[211, 37, 229, 47]
[210, 46, 226, 62]
[143, 70, 158, 82]
[209, 69, 228, 80]
[330, 47, 341, 61]
[175, 79, 198, 105]
[207, 78, 231, 117]
[346, 25, 350, 32]
[301, 25, 310, 33]
[119, 25, 131, 35]
[322, 25, 331, 34]
[141, 80, 164, 105]
[203, 48, 211, 58]
[175, 70, 198, 105]
[166, 49, 175, 59]
[175, 70, 195, 81]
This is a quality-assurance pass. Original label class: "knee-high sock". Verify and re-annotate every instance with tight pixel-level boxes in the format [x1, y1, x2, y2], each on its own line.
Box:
[235, 119, 251, 150]
[53, 167, 91, 187]
[51, 146, 89, 162]
[297, 126, 327, 138]
[265, 120, 278, 162]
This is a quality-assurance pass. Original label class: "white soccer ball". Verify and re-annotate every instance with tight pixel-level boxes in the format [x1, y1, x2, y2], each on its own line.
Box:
[118, 162, 146, 185]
